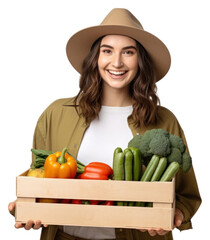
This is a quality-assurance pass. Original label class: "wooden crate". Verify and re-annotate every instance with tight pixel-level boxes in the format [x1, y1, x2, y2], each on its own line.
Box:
[16, 170, 175, 230]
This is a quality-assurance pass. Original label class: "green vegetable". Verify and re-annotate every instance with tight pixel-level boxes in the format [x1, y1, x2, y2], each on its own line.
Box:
[129, 147, 142, 181]
[141, 155, 160, 181]
[167, 147, 182, 164]
[128, 128, 192, 173]
[113, 149, 125, 206]
[127, 134, 143, 149]
[31, 149, 53, 158]
[113, 151, 125, 180]
[181, 152, 192, 173]
[160, 162, 180, 181]
[124, 149, 133, 181]
[113, 147, 123, 174]
[169, 134, 186, 153]
[150, 157, 167, 181]
[31, 157, 46, 169]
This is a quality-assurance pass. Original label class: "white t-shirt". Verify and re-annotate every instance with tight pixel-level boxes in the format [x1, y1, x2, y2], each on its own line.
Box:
[62, 105, 133, 239]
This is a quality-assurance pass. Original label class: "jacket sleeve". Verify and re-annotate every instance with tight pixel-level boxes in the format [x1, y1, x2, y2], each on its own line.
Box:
[175, 128, 202, 231]
[31, 113, 47, 167]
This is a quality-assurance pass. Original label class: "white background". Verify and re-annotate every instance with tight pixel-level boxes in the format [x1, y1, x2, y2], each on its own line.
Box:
[1, 0, 209, 239]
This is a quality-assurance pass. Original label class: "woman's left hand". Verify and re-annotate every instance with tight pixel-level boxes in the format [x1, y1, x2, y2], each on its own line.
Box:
[139, 208, 184, 236]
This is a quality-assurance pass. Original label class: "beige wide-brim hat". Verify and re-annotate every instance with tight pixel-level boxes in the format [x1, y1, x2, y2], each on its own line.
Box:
[66, 8, 171, 81]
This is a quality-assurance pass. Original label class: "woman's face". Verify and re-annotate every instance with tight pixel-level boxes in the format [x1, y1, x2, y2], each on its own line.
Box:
[98, 35, 138, 92]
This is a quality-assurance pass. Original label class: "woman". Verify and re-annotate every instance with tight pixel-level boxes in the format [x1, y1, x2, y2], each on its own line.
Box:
[9, 8, 201, 240]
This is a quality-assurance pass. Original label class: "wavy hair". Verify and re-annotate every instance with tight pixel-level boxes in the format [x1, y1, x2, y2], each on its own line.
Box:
[74, 37, 160, 127]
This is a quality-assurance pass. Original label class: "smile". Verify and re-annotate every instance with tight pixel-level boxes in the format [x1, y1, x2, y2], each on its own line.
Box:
[107, 70, 127, 76]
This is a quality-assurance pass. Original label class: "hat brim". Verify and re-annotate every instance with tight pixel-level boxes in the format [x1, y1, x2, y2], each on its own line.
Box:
[66, 25, 171, 81]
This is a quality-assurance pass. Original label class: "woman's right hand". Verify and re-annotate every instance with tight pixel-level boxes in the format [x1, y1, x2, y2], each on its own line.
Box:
[8, 201, 48, 230]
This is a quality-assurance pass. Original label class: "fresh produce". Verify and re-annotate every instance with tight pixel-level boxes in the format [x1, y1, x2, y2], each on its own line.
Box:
[129, 147, 142, 181]
[160, 162, 180, 181]
[78, 172, 109, 180]
[140, 155, 160, 181]
[27, 167, 58, 203]
[128, 128, 192, 173]
[44, 147, 77, 178]
[27, 168, 45, 178]
[113, 151, 125, 181]
[31, 149, 53, 158]
[124, 149, 133, 181]
[112, 147, 142, 206]
[112, 147, 142, 182]
[76, 162, 112, 205]
[150, 157, 167, 181]
[84, 162, 113, 177]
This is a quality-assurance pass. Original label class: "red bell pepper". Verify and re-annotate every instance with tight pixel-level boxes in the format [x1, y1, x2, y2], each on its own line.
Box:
[86, 162, 113, 176]
[79, 172, 108, 180]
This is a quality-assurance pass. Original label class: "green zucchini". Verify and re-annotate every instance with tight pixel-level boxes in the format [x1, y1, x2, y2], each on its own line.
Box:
[150, 157, 167, 181]
[160, 162, 180, 181]
[129, 147, 142, 181]
[113, 151, 125, 206]
[124, 149, 133, 181]
[113, 147, 123, 174]
[140, 155, 160, 181]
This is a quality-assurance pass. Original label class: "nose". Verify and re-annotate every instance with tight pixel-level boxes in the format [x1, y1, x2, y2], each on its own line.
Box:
[111, 53, 123, 68]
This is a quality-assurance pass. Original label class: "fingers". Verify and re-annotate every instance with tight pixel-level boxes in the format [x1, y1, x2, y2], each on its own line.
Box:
[139, 228, 169, 236]
[174, 208, 184, 228]
[8, 202, 15, 212]
[14, 220, 47, 230]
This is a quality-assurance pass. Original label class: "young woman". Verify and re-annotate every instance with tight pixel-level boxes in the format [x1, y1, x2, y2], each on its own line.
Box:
[9, 8, 201, 240]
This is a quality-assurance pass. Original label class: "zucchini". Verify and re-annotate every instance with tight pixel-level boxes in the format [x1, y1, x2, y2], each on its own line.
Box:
[129, 147, 142, 181]
[140, 155, 160, 181]
[160, 161, 180, 181]
[113, 147, 123, 174]
[150, 157, 167, 181]
[113, 150, 125, 206]
[124, 149, 133, 181]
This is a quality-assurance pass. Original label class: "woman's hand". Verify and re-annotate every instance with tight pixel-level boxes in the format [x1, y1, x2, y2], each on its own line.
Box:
[8, 201, 48, 230]
[139, 208, 184, 236]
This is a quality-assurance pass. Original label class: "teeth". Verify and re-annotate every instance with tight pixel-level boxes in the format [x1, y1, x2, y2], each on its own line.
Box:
[108, 70, 126, 75]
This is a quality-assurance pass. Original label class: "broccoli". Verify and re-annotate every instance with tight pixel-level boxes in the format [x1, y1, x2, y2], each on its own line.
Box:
[128, 134, 143, 150]
[169, 134, 186, 153]
[128, 128, 192, 173]
[130, 129, 171, 158]
[167, 147, 182, 164]
[181, 152, 192, 173]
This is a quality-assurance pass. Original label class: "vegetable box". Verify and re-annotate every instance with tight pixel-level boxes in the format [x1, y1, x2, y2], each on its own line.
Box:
[16, 170, 175, 230]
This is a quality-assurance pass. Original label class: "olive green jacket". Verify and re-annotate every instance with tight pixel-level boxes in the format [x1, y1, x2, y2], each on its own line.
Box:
[32, 97, 201, 240]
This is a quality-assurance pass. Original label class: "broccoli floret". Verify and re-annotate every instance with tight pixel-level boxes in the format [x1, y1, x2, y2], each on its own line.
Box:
[128, 134, 143, 149]
[167, 147, 182, 164]
[141, 129, 170, 157]
[148, 134, 171, 157]
[181, 152, 192, 173]
[169, 134, 186, 153]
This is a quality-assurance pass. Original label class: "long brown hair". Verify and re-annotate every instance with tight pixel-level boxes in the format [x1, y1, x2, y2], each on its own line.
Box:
[74, 36, 160, 127]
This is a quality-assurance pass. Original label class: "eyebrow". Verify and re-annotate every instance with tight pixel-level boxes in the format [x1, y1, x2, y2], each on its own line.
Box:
[100, 44, 137, 50]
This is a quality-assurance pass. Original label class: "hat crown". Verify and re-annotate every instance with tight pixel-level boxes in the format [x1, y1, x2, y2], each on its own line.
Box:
[101, 8, 144, 30]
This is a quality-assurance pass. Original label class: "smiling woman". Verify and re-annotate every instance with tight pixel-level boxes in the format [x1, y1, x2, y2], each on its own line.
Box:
[9, 7, 201, 240]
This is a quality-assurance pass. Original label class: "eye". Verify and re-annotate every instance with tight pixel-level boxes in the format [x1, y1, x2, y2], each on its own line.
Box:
[102, 49, 112, 54]
[123, 50, 134, 55]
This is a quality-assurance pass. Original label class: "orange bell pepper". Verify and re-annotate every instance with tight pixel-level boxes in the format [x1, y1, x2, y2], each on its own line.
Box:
[44, 147, 77, 178]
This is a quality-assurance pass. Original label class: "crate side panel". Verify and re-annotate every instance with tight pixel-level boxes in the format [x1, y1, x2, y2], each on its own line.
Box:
[15, 202, 173, 230]
[16, 177, 174, 202]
